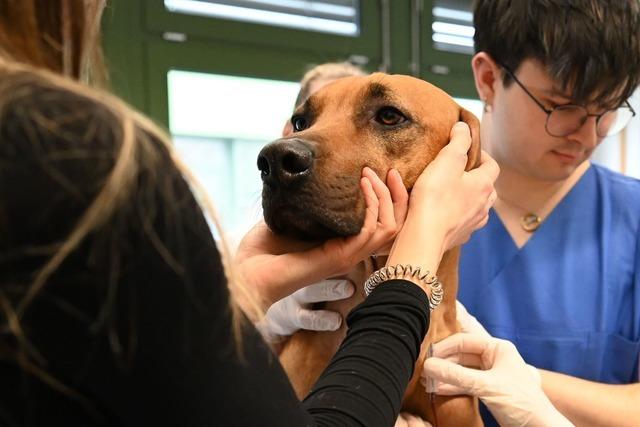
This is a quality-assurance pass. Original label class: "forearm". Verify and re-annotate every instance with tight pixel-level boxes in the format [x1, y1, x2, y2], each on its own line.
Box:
[386, 212, 446, 273]
[540, 369, 640, 426]
[303, 280, 430, 427]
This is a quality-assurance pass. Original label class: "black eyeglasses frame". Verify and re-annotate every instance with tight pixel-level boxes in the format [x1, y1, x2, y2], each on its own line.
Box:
[499, 65, 636, 138]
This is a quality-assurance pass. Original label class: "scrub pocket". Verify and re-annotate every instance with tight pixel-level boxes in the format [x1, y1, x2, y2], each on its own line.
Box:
[584, 332, 640, 383]
[508, 333, 589, 378]
[502, 332, 640, 383]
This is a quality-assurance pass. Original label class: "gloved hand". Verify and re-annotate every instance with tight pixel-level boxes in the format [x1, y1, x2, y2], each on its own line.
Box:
[455, 301, 541, 386]
[394, 412, 432, 427]
[456, 300, 490, 335]
[421, 333, 573, 427]
[256, 279, 354, 343]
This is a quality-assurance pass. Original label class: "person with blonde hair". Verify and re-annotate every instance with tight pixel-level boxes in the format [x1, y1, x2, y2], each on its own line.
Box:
[282, 61, 367, 137]
[0, 1, 516, 426]
[295, 61, 366, 108]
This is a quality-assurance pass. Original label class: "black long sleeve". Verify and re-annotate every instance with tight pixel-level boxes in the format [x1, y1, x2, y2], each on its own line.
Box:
[305, 281, 430, 426]
[0, 73, 430, 427]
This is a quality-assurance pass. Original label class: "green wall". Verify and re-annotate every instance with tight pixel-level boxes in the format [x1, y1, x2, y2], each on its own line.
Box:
[102, 0, 477, 127]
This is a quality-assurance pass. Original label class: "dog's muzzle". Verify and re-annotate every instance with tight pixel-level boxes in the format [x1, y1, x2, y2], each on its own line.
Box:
[258, 138, 363, 240]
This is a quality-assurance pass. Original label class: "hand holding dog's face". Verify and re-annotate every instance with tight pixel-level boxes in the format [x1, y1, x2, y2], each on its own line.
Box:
[236, 167, 408, 306]
[258, 73, 480, 240]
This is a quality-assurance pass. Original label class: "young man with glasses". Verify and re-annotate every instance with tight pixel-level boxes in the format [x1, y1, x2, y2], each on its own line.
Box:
[452, 0, 640, 425]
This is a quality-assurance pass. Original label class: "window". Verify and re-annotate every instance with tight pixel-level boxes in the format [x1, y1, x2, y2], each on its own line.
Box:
[168, 70, 300, 237]
[164, 0, 360, 36]
[431, 0, 474, 55]
[454, 97, 482, 120]
[592, 88, 640, 178]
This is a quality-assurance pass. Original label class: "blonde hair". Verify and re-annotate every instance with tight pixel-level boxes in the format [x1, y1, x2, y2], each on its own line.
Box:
[0, 0, 262, 401]
[295, 61, 366, 107]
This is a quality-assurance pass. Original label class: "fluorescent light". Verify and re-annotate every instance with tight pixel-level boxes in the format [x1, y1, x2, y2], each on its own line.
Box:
[250, 0, 355, 17]
[433, 33, 474, 48]
[432, 21, 474, 38]
[433, 6, 473, 22]
[164, 0, 358, 36]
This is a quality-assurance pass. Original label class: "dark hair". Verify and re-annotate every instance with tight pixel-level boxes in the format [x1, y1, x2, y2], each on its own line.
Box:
[0, 0, 259, 408]
[473, 0, 640, 107]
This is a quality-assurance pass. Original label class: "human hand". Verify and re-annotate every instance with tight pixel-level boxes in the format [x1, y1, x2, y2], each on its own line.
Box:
[421, 333, 572, 427]
[386, 122, 499, 275]
[235, 168, 407, 306]
[256, 279, 354, 344]
[394, 412, 433, 427]
[455, 301, 541, 385]
[412, 122, 499, 250]
[456, 300, 490, 336]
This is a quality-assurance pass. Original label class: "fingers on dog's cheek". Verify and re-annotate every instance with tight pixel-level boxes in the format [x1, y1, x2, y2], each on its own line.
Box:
[451, 121, 470, 138]
[365, 172, 394, 227]
[363, 166, 382, 184]
[360, 178, 379, 228]
[389, 169, 408, 203]
[368, 169, 391, 200]
[391, 188, 409, 226]
[450, 122, 471, 147]
[360, 177, 374, 204]
[441, 143, 469, 169]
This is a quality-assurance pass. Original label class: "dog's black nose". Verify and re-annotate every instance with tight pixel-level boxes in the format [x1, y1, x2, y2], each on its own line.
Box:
[257, 139, 314, 187]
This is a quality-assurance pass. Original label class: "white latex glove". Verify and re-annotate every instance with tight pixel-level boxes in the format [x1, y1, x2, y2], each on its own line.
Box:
[456, 300, 490, 336]
[421, 333, 573, 427]
[394, 412, 433, 427]
[455, 301, 541, 386]
[256, 279, 354, 343]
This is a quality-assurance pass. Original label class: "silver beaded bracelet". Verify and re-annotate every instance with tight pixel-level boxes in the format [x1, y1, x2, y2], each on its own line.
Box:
[364, 264, 444, 311]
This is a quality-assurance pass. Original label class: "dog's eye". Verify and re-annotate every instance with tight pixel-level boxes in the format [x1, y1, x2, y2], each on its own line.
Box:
[375, 107, 407, 126]
[291, 116, 308, 132]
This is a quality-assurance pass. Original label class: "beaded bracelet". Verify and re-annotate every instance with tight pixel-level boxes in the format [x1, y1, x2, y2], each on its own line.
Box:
[364, 264, 444, 311]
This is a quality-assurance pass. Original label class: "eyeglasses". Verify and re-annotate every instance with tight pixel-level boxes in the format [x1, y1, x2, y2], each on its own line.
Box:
[500, 65, 636, 138]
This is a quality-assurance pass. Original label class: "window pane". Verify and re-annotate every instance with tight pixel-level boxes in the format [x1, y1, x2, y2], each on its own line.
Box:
[168, 71, 300, 238]
[592, 88, 640, 177]
[432, 0, 474, 55]
[164, 0, 360, 36]
[454, 97, 482, 120]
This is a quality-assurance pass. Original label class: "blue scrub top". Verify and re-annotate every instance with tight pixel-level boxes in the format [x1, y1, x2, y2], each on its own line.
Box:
[459, 164, 640, 426]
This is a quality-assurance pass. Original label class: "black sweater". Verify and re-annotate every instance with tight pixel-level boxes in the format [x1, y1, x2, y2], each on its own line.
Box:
[0, 73, 430, 426]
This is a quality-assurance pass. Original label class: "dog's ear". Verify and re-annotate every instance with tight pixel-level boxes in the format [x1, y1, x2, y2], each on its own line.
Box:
[459, 107, 482, 171]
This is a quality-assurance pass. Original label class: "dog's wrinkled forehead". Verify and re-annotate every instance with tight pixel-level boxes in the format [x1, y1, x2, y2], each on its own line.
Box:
[298, 77, 401, 115]
[296, 73, 459, 128]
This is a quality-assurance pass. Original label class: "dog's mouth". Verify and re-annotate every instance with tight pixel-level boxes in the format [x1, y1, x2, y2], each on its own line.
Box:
[258, 137, 367, 240]
[262, 184, 364, 241]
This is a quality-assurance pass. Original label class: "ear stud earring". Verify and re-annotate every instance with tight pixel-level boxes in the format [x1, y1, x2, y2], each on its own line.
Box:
[482, 98, 493, 113]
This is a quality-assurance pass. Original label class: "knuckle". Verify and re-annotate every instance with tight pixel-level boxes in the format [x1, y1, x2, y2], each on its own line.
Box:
[502, 340, 518, 352]
[295, 309, 308, 327]
[480, 180, 493, 194]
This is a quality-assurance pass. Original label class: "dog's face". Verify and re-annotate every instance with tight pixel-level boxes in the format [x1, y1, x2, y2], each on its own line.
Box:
[258, 73, 480, 240]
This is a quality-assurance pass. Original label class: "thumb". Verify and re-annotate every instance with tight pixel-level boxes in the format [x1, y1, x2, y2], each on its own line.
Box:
[423, 357, 487, 396]
[296, 309, 343, 331]
[438, 122, 472, 164]
[455, 301, 490, 336]
[295, 279, 354, 304]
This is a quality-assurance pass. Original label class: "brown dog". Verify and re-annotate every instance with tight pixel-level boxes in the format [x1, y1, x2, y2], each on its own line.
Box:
[257, 73, 483, 426]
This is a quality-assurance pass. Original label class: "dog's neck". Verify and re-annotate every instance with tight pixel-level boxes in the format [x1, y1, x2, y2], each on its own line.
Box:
[430, 248, 460, 332]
